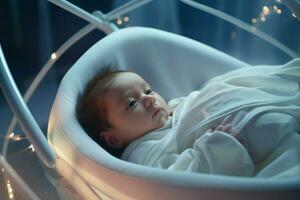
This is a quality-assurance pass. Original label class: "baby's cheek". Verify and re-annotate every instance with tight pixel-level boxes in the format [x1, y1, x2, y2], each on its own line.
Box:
[157, 110, 169, 125]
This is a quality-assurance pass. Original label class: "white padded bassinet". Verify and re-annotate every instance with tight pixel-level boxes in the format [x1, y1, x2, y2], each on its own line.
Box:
[47, 27, 300, 200]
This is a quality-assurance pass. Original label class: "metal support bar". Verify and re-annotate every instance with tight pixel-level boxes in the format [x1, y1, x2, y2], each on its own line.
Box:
[0, 155, 41, 200]
[2, 24, 96, 162]
[48, 0, 117, 34]
[180, 0, 299, 58]
[104, 0, 153, 21]
[282, 0, 300, 20]
[0, 45, 56, 168]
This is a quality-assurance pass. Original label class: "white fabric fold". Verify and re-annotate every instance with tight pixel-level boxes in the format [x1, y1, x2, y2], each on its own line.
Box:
[122, 59, 300, 178]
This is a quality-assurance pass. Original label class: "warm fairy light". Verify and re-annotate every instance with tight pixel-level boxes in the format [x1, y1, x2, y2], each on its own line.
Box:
[8, 132, 24, 141]
[29, 144, 35, 152]
[116, 16, 130, 26]
[251, 2, 283, 25]
[262, 6, 270, 15]
[9, 132, 15, 138]
[1, 168, 4, 172]
[124, 16, 129, 22]
[117, 17, 123, 25]
[292, 13, 297, 18]
[51, 53, 57, 60]
[276, 9, 281, 14]
[9, 194, 14, 200]
[276, 0, 281, 3]
[12, 135, 22, 141]
[6, 180, 15, 200]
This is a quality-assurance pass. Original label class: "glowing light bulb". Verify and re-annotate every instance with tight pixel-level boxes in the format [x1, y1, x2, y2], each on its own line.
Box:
[6, 180, 14, 200]
[124, 16, 129, 22]
[51, 53, 57, 60]
[260, 16, 266, 22]
[276, 9, 281, 14]
[9, 194, 14, 199]
[9, 132, 14, 138]
[9, 193, 14, 199]
[29, 144, 35, 152]
[262, 6, 270, 15]
[12, 135, 22, 141]
[1, 168, 5, 172]
[292, 13, 296, 18]
[251, 18, 257, 24]
[273, 5, 278, 10]
[117, 18, 122, 25]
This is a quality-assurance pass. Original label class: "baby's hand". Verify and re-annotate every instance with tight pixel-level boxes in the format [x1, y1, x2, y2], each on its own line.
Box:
[207, 124, 244, 144]
[207, 123, 232, 133]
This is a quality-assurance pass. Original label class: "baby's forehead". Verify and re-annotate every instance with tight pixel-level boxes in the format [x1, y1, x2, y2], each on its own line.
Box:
[112, 72, 149, 88]
[105, 73, 149, 99]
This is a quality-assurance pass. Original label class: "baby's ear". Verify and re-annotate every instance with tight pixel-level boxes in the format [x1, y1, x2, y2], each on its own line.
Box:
[100, 131, 123, 149]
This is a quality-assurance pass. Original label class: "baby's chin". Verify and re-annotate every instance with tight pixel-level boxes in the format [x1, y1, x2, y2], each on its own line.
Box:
[157, 109, 169, 126]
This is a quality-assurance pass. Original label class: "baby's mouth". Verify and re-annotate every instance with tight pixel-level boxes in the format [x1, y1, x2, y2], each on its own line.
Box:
[152, 108, 162, 118]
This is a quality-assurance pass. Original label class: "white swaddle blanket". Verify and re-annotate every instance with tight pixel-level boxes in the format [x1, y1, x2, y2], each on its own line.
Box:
[121, 59, 300, 178]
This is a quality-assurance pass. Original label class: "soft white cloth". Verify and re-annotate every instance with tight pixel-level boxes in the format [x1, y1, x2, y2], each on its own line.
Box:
[121, 59, 300, 178]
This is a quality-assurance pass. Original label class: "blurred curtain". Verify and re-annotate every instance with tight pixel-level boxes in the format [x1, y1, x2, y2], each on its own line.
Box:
[112, 0, 300, 64]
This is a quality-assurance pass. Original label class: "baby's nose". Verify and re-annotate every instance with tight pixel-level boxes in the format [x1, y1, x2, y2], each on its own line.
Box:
[142, 94, 156, 107]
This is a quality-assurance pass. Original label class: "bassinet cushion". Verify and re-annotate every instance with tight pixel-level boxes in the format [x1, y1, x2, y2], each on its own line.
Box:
[48, 27, 297, 199]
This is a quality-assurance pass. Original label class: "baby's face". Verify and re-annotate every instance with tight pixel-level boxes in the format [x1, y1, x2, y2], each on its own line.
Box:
[101, 72, 170, 146]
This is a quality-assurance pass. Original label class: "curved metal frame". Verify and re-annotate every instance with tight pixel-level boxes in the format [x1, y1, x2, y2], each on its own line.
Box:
[282, 0, 300, 20]
[0, 0, 300, 199]
[3, 0, 300, 165]
[181, 0, 299, 58]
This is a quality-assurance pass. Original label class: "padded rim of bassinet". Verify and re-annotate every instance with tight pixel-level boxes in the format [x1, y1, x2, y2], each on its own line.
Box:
[47, 27, 300, 197]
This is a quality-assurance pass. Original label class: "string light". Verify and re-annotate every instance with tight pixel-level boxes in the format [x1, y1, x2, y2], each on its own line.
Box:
[1, 133, 34, 158]
[1, 133, 36, 199]
[124, 16, 129, 22]
[11, 135, 22, 141]
[251, 1, 284, 25]
[276, 9, 281, 14]
[1, 133, 26, 142]
[262, 6, 270, 15]
[116, 17, 123, 25]
[51, 52, 57, 60]
[29, 144, 35, 152]
[292, 13, 297, 18]
[6, 180, 15, 200]
[115, 16, 130, 27]
[9, 132, 15, 139]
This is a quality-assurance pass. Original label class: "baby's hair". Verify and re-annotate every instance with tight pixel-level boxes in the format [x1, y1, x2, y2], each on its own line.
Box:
[76, 66, 127, 157]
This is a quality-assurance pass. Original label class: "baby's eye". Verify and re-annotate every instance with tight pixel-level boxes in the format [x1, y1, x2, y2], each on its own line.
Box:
[145, 88, 153, 95]
[127, 99, 137, 108]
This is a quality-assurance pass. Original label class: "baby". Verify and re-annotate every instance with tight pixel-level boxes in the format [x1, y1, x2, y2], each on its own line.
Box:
[76, 67, 237, 157]
[77, 61, 300, 178]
